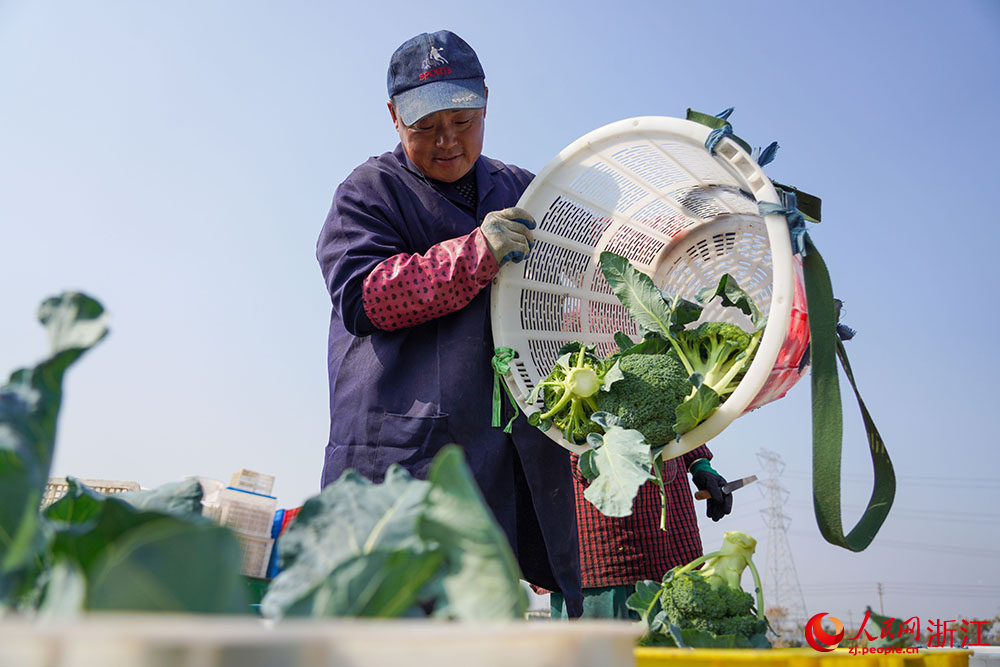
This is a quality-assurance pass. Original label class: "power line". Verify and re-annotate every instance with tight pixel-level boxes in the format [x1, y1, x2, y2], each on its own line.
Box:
[781, 471, 999, 489]
[802, 583, 1000, 592]
[779, 501, 1000, 524]
[789, 530, 1000, 558]
[799, 583, 1000, 600]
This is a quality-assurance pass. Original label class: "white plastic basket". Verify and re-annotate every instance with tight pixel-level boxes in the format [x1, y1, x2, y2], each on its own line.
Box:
[230, 468, 275, 496]
[213, 487, 276, 538]
[491, 116, 810, 458]
[236, 532, 274, 579]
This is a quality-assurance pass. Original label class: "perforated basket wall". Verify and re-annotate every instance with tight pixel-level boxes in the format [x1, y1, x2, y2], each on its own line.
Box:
[235, 533, 274, 579]
[491, 116, 810, 458]
[216, 488, 277, 538]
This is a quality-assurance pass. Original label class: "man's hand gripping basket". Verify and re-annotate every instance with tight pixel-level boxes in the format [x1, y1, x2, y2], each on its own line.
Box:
[491, 116, 809, 460]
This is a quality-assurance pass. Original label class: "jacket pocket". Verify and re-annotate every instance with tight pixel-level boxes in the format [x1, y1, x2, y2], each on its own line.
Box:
[374, 412, 453, 477]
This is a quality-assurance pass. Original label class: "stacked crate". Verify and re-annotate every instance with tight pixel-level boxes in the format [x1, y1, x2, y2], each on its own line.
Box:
[203, 469, 277, 579]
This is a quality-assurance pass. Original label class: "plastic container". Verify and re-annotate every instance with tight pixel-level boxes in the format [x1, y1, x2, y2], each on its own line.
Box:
[634, 647, 972, 667]
[0, 615, 640, 667]
[200, 476, 278, 578]
[970, 647, 1000, 667]
[230, 468, 276, 496]
[491, 116, 809, 458]
[214, 487, 277, 537]
[238, 532, 275, 579]
[923, 648, 975, 667]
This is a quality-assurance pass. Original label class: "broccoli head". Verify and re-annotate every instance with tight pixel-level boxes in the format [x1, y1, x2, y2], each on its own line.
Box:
[673, 321, 757, 400]
[593, 353, 690, 446]
[628, 531, 770, 648]
[663, 571, 756, 622]
[530, 346, 607, 444]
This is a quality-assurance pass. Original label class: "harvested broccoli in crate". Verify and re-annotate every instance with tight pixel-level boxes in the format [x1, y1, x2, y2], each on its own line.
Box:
[627, 531, 770, 648]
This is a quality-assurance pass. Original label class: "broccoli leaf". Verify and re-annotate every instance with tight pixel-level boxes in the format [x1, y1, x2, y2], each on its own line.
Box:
[263, 446, 526, 621]
[527, 411, 553, 432]
[669, 625, 761, 649]
[0, 292, 108, 592]
[555, 352, 575, 370]
[419, 445, 527, 620]
[46, 479, 213, 582]
[580, 413, 652, 517]
[557, 341, 584, 355]
[85, 518, 248, 614]
[659, 289, 703, 332]
[297, 547, 443, 618]
[599, 252, 673, 338]
[114, 478, 204, 517]
[40, 477, 245, 614]
[261, 465, 429, 619]
[617, 333, 672, 357]
[626, 579, 662, 627]
[696, 273, 762, 325]
[602, 360, 625, 390]
[527, 410, 551, 430]
[577, 449, 598, 480]
[613, 331, 635, 351]
[673, 384, 721, 436]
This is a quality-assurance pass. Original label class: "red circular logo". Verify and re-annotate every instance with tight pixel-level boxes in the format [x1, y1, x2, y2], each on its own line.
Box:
[805, 612, 845, 652]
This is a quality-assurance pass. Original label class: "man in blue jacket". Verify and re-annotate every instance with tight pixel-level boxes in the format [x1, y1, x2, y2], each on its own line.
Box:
[316, 30, 583, 617]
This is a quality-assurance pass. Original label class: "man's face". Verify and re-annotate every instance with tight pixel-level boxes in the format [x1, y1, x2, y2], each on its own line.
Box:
[388, 91, 487, 183]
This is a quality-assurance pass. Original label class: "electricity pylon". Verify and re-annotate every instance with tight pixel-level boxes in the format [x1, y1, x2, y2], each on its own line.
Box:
[757, 448, 809, 640]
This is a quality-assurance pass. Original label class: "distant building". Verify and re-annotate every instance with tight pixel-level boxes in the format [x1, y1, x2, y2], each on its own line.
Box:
[42, 477, 140, 507]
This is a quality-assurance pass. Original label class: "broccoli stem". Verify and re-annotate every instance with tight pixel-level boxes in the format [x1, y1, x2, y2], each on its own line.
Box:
[641, 584, 666, 625]
[650, 454, 668, 531]
[538, 347, 597, 421]
[746, 554, 765, 621]
[711, 331, 763, 394]
[664, 334, 695, 377]
[539, 387, 573, 420]
[672, 550, 724, 577]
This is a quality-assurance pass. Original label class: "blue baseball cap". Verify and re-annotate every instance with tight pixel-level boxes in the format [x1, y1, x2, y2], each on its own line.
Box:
[387, 30, 486, 126]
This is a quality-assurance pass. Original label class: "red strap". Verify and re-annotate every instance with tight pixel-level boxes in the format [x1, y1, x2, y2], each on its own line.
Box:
[362, 228, 500, 331]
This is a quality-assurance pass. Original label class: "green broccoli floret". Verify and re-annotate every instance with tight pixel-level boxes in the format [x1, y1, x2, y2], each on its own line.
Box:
[530, 346, 607, 444]
[662, 571, 759, 637]
[593, 353, 690, 446]
[672, 321, 759, 400]
[628, 531, 770, 648]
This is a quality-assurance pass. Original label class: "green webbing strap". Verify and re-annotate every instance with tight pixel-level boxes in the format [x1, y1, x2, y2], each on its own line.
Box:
[491, 347, 520, 433]
[772, 181, 823, 223]
[685, 108, 753, 155]
[802, 236, 896, 551]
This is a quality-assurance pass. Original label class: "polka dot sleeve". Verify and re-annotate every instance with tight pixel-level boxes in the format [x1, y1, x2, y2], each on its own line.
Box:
[361, 228, 501, 331]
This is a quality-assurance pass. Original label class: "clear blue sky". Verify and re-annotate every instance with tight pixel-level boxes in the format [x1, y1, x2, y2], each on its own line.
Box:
[2, 0, 998, 628]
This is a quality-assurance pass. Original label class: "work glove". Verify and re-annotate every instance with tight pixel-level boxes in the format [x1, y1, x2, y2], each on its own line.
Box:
[481, 207, 536, 266]
[690, 458, 733, 522]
